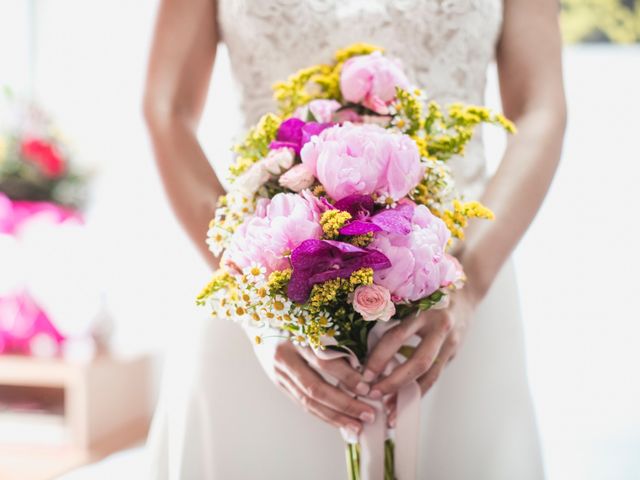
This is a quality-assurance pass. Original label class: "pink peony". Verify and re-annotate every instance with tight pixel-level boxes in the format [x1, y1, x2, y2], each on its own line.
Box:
[351, 284, 395, 321]
[222, 193, 322, 274]
[439, 253, 466, 289]
[300, 122, 424, 201]
[371, 205, 459, 302]
[340, 51, 410, 114]
[279, 164, 316, 192]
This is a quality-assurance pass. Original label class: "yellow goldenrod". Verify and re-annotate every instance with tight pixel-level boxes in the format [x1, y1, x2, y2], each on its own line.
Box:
[320, 209, 352, 238]
[267, 269, 292, 294]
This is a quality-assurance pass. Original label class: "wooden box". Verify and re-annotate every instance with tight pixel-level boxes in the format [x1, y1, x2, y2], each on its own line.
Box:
[0, 355, 152, 480]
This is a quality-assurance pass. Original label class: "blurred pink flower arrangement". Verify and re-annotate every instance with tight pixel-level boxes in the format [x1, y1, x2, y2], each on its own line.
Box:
[0, 92, 94, 359]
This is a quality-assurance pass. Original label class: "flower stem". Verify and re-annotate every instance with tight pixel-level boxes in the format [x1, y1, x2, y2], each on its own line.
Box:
[345, 440, 396, 479]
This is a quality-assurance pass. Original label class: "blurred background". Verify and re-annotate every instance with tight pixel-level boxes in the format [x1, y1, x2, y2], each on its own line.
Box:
[0, 1, 638, 479]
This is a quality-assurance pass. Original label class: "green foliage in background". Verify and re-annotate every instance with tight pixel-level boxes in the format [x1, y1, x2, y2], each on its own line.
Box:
[561, 0, 640, 43]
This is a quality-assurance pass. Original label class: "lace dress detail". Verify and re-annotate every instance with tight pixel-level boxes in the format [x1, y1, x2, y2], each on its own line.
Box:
[218, 0, 503, 197]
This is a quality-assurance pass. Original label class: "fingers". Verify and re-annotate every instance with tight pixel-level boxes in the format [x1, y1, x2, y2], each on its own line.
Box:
[275, 343, 376, 425]
[362, 317, 419, 387]
[297, 347, 370, 396]
[384, 394, 397, 428]
[369, 312, 453, 398]
[384, 336, 458, 428]
[276, 367, 362, 437]
[417, 334, 459, 395]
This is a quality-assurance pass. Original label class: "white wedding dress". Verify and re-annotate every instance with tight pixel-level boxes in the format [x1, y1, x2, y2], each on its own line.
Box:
[147, 1, 545, 478]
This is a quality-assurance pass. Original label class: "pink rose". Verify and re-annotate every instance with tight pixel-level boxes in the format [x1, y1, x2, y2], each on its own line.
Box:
[300, 122, 424, 201]
[352, 284, 396, 321]
[279, 164, 316, 192]
[340, 51, 410, 115]
[222, 193, 322, 274]
[371, 205, 459, 302]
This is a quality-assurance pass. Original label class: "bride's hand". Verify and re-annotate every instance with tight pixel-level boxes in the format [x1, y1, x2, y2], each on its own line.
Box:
[363, 288, 478, 426]
[272, 341, 376, 439]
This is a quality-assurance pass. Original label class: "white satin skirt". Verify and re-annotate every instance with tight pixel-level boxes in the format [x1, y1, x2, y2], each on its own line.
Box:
[146, 259, 545, 479]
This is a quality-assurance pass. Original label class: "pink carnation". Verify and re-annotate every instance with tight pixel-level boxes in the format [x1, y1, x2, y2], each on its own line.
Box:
[371, 205, 460, 302]
[340, 51, 410, 114]
[300, 122, 424, 202]
[222, 193, 322, 274]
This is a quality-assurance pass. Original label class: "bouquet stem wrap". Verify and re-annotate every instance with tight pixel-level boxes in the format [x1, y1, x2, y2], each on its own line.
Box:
[316, 321, 422, 480]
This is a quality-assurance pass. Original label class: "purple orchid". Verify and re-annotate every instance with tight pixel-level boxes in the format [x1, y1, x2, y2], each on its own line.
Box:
[333, 194, 414, 236]
[287, 239, 391, 303]
[269, 118, 333, 155]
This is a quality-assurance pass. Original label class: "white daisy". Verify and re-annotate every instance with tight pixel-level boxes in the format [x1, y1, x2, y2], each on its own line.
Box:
[243, 263, 267, 282]
[206, 225, 230, 256]
[270, 295, 293, 315]
[375, 193, 397, 208]
[291, 333, 308, 347]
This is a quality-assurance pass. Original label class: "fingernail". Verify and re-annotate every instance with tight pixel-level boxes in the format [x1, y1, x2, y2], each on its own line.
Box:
[363, 369, 376, 383]
[369, 389, 382, 400]
[344, 426, 360, 443]
[355, 381, 370, 396]
[389, 413, 397, 428]
[360, 411, 375, 423]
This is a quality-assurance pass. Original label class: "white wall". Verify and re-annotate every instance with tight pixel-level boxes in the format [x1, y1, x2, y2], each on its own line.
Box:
[1, 1, 639, 478]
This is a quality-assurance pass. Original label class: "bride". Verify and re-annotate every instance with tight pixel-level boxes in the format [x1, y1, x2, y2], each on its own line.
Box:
[142, 0, 566, 478]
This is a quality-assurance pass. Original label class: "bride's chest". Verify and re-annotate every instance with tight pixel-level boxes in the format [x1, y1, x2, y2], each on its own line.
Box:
[218, 0, 503, 47]
[219, 0, 503, 81]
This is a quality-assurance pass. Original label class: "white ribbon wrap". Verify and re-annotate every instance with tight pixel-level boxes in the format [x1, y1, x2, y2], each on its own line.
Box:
[315, 321, 422, 480]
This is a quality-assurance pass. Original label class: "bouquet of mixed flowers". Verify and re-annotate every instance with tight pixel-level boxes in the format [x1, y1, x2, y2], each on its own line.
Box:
[197, 43, 514, 479]
[0, 89, 86, 208]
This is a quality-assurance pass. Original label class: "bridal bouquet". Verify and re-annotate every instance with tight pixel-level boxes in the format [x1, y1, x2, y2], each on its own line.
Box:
[197, 44, 514, 480]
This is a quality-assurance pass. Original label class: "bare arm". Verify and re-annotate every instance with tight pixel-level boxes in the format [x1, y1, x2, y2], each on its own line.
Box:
[459, 0, 567, 301]
[364, 0, 567, 403]
[142, 0, 223, 268]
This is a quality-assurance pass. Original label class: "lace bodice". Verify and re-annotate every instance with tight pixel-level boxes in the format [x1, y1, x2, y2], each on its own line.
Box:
[218, 0, 503, 197]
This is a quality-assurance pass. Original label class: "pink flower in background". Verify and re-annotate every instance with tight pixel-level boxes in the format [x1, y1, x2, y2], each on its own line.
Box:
[20, 138, 66, 178]
[340, 51, 410, 114]
[351, 284, 395, 321]
[300, 122, 424, 201]
[0, 290, 65, 357]
[371, 205, 455, 301]
[222, 193, 323, 274]
[0, 192, 80, 235]
[279, 164, 316, 192]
